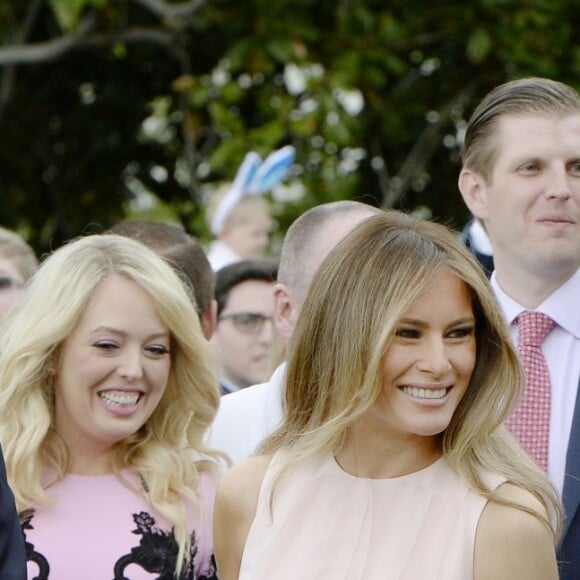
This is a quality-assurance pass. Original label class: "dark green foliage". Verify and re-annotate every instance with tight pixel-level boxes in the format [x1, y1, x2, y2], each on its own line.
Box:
[0, 0, 578, 254]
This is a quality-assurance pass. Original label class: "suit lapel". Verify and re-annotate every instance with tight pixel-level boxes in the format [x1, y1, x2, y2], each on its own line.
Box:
[561, 377, 580, 542]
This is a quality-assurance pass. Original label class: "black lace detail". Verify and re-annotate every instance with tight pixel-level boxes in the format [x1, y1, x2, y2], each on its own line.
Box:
[20, 509, 50, 580]
[113, 510, 218, 580]
[200, 554, 218, 580]
[21, 508, 218, 580]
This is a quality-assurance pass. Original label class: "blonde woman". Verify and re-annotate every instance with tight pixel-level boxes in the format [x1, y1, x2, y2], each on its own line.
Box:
[214, 211, 562, 580]
[0, 234, 222, 579]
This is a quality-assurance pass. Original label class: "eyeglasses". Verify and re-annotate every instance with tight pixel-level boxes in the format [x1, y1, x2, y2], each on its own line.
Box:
[0, 277, 24, 291]
[218, 312, 274, 334]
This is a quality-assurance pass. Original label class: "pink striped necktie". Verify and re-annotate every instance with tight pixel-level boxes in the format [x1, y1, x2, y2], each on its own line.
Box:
[505, 311, 555, 471]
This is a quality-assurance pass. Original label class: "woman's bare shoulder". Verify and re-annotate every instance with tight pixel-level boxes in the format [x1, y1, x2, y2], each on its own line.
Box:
[493, 481, 547, 510]
[216, 455, 273, 515]
[219, 454, 273, 489]
[474, 482, 558, 580]
[213, 455, 274, 580]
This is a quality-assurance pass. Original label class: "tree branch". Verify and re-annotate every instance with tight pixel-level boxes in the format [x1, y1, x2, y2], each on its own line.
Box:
[79, 27, 178, 51]
[381, 83, 477, 208]
[132, 0, 208, 22]
[0, 12, 96, 66]
[0, 0, 45, 123]
[0, 0, 213, 67]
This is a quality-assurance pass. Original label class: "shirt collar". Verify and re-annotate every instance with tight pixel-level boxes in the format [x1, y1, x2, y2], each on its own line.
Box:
[491, 269, 580, 338]
[220, 377, 241, 394]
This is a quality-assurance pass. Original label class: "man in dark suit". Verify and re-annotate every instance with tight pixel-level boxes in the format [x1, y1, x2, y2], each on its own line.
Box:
[461, 217, 494, 277]
[0, 446, 26, 579]
[458, 77, 580, 579]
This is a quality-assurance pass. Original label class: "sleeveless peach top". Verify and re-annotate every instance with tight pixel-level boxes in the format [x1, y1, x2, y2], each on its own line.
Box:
[239, 451, 505, 580]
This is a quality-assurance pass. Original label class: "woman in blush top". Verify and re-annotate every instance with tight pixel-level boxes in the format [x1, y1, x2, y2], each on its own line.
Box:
[214, 211, 562, 580]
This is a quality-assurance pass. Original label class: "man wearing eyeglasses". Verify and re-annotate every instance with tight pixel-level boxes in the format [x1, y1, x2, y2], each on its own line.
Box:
[211, 259, 278, 394]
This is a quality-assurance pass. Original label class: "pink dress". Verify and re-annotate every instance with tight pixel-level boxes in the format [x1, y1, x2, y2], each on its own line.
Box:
[23, 469, 218, 579]
[240, 451, 505, 580]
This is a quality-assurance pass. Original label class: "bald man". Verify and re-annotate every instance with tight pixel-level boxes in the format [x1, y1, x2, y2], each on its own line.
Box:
[209, 201, 383, 464]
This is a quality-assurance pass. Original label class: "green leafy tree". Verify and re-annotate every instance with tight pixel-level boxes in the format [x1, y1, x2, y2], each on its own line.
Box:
[0, 0, 577, 253]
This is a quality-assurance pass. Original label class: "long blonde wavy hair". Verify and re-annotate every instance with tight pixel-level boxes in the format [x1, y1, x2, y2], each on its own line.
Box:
[261, 211, 562, 540]
[0, 234, 222, 574]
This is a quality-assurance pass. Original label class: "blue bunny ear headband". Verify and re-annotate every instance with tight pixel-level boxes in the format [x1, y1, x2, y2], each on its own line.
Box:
[210, 145, 296, 235]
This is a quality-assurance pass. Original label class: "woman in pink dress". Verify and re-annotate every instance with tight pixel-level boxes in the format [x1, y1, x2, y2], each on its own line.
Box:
[214, 211, 562, 580]
[0, 234, 223, 579]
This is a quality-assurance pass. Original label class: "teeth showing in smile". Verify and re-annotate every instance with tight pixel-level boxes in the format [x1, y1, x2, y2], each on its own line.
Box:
[402, 386, 448, 399]
[99, 391, 140, 407]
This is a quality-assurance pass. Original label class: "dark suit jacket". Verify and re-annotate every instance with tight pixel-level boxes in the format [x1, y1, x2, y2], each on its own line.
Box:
[461, 219, 494, 278]
[558, 378, 580, 579]
[0, 445, 26, 580]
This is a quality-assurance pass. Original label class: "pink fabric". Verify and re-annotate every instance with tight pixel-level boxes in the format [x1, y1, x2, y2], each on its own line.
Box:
[23, 469, 217, 579]
[240, 451, 505, 580]
[505, 311, 556, 470]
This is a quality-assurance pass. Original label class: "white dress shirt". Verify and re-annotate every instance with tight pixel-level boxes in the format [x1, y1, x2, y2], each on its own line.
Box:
[208, 363, 286, 466]
[491, 269, 580, 496]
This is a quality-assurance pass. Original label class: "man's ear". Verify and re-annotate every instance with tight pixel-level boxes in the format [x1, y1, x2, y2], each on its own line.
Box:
[458, 169, 489, 220]
[273, 283, 297, 343]
[200, 299, 218, 340]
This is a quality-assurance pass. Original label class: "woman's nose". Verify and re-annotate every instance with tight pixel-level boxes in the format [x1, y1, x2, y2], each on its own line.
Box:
[416, 339, 452, 376]
[117, 350, 144, 381]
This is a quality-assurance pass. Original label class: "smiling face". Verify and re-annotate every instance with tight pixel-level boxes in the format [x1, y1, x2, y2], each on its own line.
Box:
[462, 113, 580, 287]
[363, 268, 476, 441]
[54, 274, 171, 464]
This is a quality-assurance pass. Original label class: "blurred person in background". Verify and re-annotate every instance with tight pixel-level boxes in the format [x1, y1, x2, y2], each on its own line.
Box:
[0, 226, 35, 578]
[0, 226, 38, 323]
[211, 259, 278, 395]
[206, 194, 273, 272]
[110, 220, 217, 339]
[205, 146, 295, 271]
